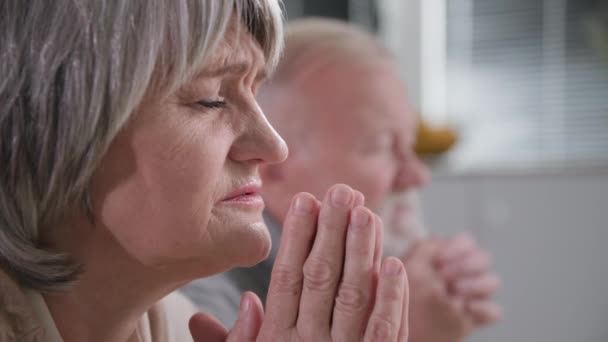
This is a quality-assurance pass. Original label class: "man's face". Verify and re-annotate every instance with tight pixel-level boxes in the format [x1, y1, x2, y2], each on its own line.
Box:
[287, 60, 429, 213]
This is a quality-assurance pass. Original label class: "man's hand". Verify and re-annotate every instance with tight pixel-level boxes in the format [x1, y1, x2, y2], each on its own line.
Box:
[189, 184, 410, 341]
[403, 239, 473, 342]
[436, 233, 502, 326]
[400, 234, 502, 342]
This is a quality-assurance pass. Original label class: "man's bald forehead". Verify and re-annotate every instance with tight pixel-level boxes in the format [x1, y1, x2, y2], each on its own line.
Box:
[271, 18, 393, 84]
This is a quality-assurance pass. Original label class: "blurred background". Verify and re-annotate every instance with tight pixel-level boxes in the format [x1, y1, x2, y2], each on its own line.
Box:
[282, 0, 608, 341]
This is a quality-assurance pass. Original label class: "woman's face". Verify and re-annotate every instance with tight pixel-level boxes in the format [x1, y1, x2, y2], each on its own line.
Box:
[92, 21, 287, 278]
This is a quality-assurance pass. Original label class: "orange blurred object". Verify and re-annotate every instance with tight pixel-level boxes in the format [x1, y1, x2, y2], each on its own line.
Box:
[414, 119, 459, 156]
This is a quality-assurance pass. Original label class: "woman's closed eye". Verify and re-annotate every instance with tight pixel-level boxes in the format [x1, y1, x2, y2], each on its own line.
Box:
[198, 99, 227, 109]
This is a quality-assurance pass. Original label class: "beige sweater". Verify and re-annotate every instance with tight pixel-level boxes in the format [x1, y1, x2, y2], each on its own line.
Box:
[0, 270, 198, 342]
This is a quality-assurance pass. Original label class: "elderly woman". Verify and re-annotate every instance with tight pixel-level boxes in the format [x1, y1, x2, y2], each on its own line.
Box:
[0, 1, 409, 341]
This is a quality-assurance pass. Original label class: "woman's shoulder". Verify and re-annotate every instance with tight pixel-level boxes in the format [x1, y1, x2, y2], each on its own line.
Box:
[143, 292, 198, 342]
[0, 269, 46, 341]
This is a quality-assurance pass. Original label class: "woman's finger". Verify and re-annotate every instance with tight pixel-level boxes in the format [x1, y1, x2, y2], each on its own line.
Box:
[397, 269, 410, 342]
[263, 192, 319, 332]
[189, 312, 228, 342]
[297, 184, 354, 338]
[226, 292, 264, 342]
[353, 190, 365, 207]
[364, 257, 407, 342]
[373, 214, 384, 273]
[364, 215, 383, 334]
[331, 206, 376, 340]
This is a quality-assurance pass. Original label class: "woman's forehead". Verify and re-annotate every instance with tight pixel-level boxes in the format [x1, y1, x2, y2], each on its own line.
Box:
[201, 20, 266, 76]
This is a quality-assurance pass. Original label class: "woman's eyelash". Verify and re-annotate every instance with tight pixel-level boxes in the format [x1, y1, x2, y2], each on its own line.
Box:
[198, 100, 227, 109]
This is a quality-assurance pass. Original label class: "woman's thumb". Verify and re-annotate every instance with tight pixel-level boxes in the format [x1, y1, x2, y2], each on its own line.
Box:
[226, 292, 265, 342]
[189, 311, 228, 342]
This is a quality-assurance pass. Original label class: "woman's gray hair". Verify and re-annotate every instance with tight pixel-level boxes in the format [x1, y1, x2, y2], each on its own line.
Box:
[0, 0, 284, 291]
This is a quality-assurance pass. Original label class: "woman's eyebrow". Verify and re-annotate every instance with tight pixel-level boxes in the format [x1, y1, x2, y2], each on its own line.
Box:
[205, 62, 249, 77]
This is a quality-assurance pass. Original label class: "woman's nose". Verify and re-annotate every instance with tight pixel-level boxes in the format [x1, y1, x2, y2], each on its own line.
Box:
[393, 156, 431, 192]
[229, 105, 288, 165]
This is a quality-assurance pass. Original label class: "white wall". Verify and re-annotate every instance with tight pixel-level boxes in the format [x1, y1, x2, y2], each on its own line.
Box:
[377, 0, 422, 109]
[420, 169, 608, 342]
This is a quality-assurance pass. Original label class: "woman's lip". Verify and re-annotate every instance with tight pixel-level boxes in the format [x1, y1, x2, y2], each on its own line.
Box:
[222, 193, 263, 203]
[220, 193, 265, 209]
[221, 184, 262, 201]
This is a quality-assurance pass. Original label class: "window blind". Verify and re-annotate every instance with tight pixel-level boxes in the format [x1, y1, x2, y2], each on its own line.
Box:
[443, 0, 608, 169]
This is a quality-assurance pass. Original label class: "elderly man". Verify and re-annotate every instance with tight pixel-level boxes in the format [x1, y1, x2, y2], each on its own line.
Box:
[182, 18, 502, 341]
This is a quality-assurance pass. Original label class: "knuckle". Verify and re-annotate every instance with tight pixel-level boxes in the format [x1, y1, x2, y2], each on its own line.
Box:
[378, 282, 402, 303]
[296, 336, 316, 342]
[271, 263, 302, 295]
[367, 316, 397, 341]
[302, 257, 335, 291]
[334, 282, 368, 315]
[294, 328, 322, 342]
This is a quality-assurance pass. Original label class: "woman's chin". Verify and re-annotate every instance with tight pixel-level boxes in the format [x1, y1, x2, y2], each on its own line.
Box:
[169, 221, 271, 281]
[230, 221, 272, 267]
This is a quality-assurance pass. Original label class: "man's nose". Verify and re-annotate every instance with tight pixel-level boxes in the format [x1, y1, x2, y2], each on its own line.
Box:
[228, 106, 289, 165]
[393, 157, 430, 192]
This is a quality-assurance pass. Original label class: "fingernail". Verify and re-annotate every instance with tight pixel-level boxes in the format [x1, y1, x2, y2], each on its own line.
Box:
[354, 191, 365, 206]
[293, 194, 314, 216]
[351, 207, 370, 229]
[383, 258, 402, 275]
[330, 186, 352, 207]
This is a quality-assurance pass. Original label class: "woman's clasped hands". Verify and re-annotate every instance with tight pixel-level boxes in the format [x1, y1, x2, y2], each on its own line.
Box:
[190, 184, 409, 342]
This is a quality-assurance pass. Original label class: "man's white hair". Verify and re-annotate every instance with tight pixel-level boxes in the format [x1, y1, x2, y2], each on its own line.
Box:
[258, 17, 395, 149]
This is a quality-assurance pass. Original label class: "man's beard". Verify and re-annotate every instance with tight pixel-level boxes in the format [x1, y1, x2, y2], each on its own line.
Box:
[379, 191, 428, 257]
